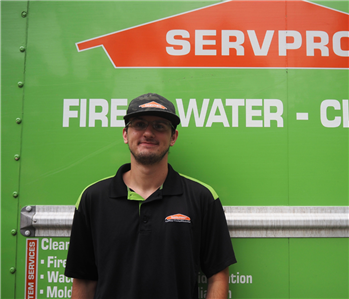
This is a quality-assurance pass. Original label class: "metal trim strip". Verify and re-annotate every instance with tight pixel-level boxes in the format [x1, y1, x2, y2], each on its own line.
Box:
[20, 205, 349, 238]
[224, 206, 349, 238]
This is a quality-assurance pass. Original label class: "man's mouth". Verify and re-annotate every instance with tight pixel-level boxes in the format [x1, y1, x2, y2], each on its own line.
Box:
[138, 140, 158, 146]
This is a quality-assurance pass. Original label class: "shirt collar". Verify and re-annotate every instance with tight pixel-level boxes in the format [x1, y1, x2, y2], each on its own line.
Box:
[109, 163, 183, 199]
[162, 164, 183, 196]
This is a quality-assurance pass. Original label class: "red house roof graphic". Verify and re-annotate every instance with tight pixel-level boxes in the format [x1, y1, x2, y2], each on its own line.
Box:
[76, 0, 349, 69]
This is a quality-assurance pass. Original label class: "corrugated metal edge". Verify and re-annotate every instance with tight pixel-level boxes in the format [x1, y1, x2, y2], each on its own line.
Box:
[20, 205, 75, 237]
[224, 206, 349, 238]
[20, 205, 349, 238]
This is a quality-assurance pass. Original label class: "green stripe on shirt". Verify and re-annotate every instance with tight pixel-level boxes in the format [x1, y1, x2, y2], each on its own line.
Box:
[75, 176, 114, 209]
[179, 173, 219, 200]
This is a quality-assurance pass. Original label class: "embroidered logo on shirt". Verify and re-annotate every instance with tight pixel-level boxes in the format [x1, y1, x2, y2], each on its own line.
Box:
[139, 101, 167, 110]
[165, 214, 191, 223]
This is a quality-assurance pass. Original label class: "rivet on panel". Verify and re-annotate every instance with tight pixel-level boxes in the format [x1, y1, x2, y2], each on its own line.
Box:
[25, 230, 31, 236]
[25, 206, 32, 212]
[19, 46, 26, 52]
[16, 118, 22, 124]
[14, 154, 20, 161]
[18, 82, 24, 88]
[10, 267, 16, 274]
[11, 229, 17, 236]
[21, 11, 27, 18]
[13, 191, 19, 198]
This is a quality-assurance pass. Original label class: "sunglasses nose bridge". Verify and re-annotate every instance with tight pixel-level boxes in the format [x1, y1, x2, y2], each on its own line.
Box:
[143, 121, 156, 133]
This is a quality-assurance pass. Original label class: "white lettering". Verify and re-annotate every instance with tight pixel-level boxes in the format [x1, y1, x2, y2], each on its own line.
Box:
[342, 100, 348, 128]
[320, 99, 341, 127]
[231, 273, 236, 283]
[110, 98, 127, 127]
[42, 238, 49, 250]
[166, 30, 191, 56]
[229, 272, 253, 284]
[296, 112, 309, 120]
[177, 98, 284, 127]
[333, 31, 349, 57]
[195, 30, 216, 55]
[47, 256, 67, 268]
[198, 287, 207, 299]
[80, 99, 87, 127]
[89, 99, 109, 127]
[246, 99, 263, 127]
[41, 238, 69, 251]
[222, 30, 244, 56]
[165, 30, 347, 58]
[206, 99, 229, 127]
[264, 99, 284, 127]
[59, 273, 71, 283]
[247, 30, 274, 56]
[47, 286, 72, 298]
[63, 99, 79, 127]
[47, 271, 59, 283]
[226, 99, 244, 127]
[306, 31, 329, 56]
[47, 286, 57, 298]
[48, 256, 55, 268]
[176, 98, 209, 127]
[197, 273, 207, 284]
[279, 30, 302, 56]
[28, 282, 34, 298]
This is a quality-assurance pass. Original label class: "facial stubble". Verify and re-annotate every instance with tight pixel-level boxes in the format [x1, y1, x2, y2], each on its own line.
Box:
[128, 144, 170, 165]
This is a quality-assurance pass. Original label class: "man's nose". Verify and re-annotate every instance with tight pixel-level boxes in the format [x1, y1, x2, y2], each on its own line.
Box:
[142, 123, 155, 136]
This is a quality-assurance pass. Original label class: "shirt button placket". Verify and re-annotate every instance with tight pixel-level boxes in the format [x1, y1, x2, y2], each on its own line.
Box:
[139, 204, 151, 232]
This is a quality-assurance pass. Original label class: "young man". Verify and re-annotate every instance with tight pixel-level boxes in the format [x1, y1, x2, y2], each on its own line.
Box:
[65, 93, 236, 299]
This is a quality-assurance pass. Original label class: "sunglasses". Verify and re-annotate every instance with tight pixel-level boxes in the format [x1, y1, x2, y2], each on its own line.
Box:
[126, 119, 174, 132]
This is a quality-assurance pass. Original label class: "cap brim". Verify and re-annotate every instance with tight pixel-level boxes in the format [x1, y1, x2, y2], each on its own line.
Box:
[124, 110, 180, 127]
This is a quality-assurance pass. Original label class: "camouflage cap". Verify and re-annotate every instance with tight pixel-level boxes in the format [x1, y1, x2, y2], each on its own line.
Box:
[124, 93, 180, 128]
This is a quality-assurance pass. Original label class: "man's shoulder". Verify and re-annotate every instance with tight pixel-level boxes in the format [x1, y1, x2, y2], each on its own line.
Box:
[75, 175, 114, 209]
[75, 164, 130, 209]
[85, 175, 114, 192]
[178, 172, 219, 200]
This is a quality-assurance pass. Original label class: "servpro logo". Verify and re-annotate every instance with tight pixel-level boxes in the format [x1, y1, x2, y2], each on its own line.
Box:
[165, 214, 191, 223]
[76, 0, 349, 69]
[140, 101, 167, 109]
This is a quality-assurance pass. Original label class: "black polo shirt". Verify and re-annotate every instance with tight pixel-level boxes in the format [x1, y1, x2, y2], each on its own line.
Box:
[65, 164, 236, 299]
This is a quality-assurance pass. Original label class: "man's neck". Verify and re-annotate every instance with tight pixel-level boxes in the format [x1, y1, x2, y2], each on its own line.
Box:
[123, 157, 169, 200]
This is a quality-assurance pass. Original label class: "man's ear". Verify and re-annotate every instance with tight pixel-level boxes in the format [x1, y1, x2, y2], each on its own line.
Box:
[170, 130, 178, 146]
[122, 128, 128, 144]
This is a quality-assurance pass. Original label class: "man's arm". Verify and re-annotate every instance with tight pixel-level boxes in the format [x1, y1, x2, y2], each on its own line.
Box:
[71, 278, 97, 299]
[206, 267, 230, 299]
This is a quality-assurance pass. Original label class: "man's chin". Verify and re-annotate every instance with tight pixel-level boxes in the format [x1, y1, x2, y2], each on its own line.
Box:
[130, 149, 169, 165]
[134, 154, 162, 165]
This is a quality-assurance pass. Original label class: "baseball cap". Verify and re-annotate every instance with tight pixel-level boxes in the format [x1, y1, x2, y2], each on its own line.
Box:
[124, 93, 181, 128]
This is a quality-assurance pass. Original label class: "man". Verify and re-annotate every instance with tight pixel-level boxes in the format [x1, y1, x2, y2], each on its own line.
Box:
[65, 93, 237, 299]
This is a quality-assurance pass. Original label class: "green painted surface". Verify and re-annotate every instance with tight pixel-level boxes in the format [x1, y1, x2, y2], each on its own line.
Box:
[1, 1, 348, 298]
[289, 238, 349, 299]
[288, 70, 348, 206]
[228, 239, 290, 299]
[1, 1, 29, 298]
[311, 0, 349, 13]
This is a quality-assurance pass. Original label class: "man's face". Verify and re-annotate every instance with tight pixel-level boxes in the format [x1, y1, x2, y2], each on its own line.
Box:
[123, 115, 178, 165]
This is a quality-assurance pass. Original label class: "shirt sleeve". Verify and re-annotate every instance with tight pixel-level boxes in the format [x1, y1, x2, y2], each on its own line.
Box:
[200, 197, 237, 278]
[65, 191, 98, 280]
